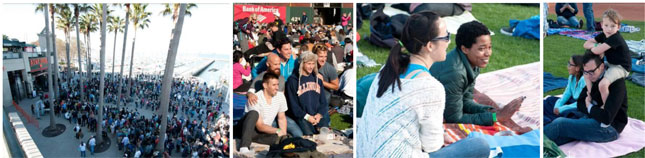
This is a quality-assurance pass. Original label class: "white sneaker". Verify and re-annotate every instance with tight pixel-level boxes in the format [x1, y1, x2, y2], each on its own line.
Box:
[239, 147, 254, 154]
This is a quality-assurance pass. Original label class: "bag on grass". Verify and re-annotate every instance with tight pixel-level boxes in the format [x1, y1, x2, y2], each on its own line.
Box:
[265, 137, 324, 158]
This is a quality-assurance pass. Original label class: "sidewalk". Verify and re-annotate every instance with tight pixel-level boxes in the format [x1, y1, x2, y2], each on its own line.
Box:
[3, 95, 216, 157]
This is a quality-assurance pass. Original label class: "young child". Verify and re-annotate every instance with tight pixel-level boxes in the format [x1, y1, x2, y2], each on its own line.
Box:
[583, 9, 631, 105]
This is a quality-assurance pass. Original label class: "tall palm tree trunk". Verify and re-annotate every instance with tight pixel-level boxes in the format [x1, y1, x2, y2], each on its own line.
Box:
[117, 5, 130, 107]
[74, 6, 84, 101]
[97, 4, 107, 143]
[112, 30, 117, 74]
[43, 4, 57, 127]
[127, 29, 137, 100]
[156, 4, 187, 152]
[65, 32, 71, 85]
[49, 5, 60, 100]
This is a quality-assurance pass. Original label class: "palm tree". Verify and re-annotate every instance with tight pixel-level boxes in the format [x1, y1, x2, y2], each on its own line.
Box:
[80, 13, 97, 87]
[117, 3, 131, 107]
[108, 16, 124, 74]
[156, 3, 188, 152]
[37, 3, 59, 133]
[73, 4, 90, 101]
[160, 3, 197, 21]
[55, 4, 73, 85]
[97, 3, 108, 144]
[126, 4, 151, 98]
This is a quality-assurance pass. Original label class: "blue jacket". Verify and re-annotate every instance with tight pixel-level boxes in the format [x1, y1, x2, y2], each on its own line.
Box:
[554, 75, 585, 112]
[285, 70, 327, 119]
[252, 50, 296, 81]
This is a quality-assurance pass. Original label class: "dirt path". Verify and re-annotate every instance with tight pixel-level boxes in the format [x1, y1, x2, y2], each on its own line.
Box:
[547, 3, 644, 21]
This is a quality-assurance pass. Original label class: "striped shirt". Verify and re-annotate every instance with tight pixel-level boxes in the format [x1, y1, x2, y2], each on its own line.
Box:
[246, 90, 288, 125]
[358, 74, 445, 158]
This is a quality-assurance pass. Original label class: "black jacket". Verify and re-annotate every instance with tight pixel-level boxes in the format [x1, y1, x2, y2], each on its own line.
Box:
[577, 77, 628, 133]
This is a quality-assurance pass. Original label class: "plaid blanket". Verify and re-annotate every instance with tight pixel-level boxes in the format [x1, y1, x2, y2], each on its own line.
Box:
[547, 28, 601, 40]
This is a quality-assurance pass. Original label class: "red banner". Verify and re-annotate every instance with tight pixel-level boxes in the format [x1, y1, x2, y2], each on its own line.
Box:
[29, 57, 48, 72]
[234, 4, 286, 24]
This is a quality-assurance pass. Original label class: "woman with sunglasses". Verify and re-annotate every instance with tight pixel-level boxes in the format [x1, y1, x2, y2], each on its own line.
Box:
[543, 55, 586, 124]
[357, 11, 489, 158]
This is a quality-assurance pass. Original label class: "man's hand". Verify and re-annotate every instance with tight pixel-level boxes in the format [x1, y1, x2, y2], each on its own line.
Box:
[277, 128, 287, 137]
[554, 107, 560, 116]
[307, 115, 317, 125]
[247, 93, 258, 106]
[317, 74, 324, 81]
[497, 96, 524, 122]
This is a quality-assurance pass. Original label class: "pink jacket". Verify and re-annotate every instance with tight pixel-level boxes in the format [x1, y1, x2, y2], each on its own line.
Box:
[232, 62, 250, 89]
[341, 16, 351, 26]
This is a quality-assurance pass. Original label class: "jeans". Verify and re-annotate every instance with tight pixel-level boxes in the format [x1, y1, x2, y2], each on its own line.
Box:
[557, 16, 580, 28]
[272, 117, 304, 138]
[293, 112, 330, 136]
[233, 111, 279, 150]
[429, 137, 490, 158]
[582, 3, 595, 31]
[80, 151, 86, 157]
[544, 116, 619, 145]
[90, 145, 95, 155]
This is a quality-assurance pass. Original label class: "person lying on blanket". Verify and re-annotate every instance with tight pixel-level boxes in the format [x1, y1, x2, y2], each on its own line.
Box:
[544, 51, 628, 145]
[358, 11, 490, 158]
[430, 21, 528, 131]
[543, 55, 586, 124]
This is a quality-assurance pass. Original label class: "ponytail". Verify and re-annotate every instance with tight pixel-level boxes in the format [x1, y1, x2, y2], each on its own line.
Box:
[375, 11, 440, 98]
[376, 43, 410, 97]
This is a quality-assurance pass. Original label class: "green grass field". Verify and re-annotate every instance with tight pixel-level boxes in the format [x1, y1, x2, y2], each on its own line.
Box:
[544, 13, 645, 157]
[357, 3, 540, 79]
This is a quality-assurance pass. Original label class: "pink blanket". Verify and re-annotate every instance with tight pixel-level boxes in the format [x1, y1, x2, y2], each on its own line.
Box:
[559, 118, 645, 157]
[475, 62, 541, 129]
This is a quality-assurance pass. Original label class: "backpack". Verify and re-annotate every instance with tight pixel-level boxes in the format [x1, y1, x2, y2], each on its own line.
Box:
[368, 7, 408, 49]
[265, 137, 324, 158]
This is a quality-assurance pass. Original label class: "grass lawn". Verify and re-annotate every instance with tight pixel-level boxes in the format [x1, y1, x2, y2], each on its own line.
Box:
[330, 113, 353, 130]
[544, 13, 645, 157]
[357, 3, 540, 79]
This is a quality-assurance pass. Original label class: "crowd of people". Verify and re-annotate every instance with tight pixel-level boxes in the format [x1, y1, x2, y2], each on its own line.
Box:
[35, 71, 230, 157]
[232, 11, 354, 153]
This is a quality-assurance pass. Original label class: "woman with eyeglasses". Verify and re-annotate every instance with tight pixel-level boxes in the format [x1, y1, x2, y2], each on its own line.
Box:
[357, 11, 489, 158]
[543, 55, 586, 125]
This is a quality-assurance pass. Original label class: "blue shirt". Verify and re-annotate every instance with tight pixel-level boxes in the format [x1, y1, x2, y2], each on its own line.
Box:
[554, 75, 586, 112]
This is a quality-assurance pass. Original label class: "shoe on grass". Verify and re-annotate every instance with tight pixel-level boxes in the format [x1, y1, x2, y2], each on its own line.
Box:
[500, 26, 514, 36]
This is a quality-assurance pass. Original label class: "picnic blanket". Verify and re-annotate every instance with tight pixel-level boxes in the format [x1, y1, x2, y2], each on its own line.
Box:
[475, 62, 541, 129]
[467, 129, 541, 158]
[633, 58, 645, 73]
[627, 72, 645, 87]
[443, 62, 541, 145]
[626, 40, 645, 55]
[559, 118, 645, 157]
[543, 72, 568, 92]
[547, 28, 601, 40]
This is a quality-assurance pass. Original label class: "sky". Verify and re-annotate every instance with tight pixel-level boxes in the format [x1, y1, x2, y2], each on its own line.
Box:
[1, 3, 232, 61]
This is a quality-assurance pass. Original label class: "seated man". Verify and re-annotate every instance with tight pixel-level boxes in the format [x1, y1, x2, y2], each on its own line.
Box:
[545, 51, 628, 145]
[247, 53, 304, 137]
[430, 21, 521, 126]
[234, 73, 288, 153]
[285, 52, 329, 136]
[252, 35, 296, 81]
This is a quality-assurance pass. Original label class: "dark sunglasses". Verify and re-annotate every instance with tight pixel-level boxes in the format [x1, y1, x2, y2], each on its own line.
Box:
[583, 63, 603, 76]
[431, 31, 451, 42]
[567, 62, 576, 67]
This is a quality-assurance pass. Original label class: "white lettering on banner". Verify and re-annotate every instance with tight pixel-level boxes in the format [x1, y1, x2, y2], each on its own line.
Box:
[242, 6, 279, 13]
